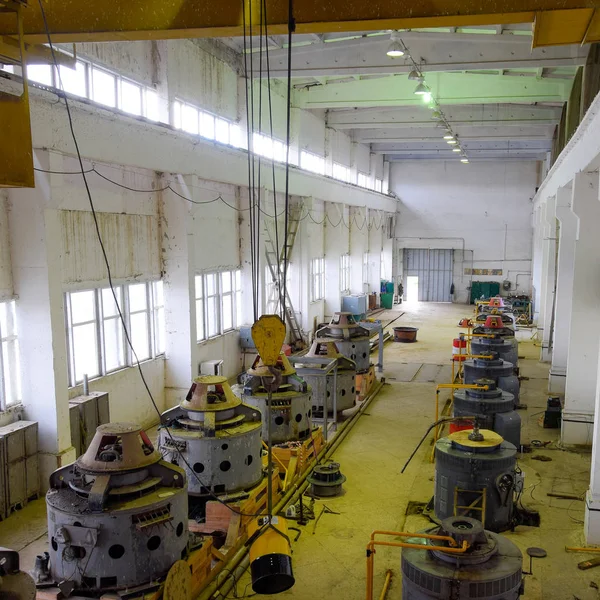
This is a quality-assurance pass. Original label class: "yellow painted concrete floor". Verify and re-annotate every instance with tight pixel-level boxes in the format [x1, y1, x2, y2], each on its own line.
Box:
[0, 302, 595, 599]
[229, 302, 594, 600]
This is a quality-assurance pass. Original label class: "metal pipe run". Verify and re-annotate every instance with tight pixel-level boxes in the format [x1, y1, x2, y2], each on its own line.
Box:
[198, 380, 385, 600]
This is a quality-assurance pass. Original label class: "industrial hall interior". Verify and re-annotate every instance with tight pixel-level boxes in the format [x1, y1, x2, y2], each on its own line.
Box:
[5, 2, 600, 600]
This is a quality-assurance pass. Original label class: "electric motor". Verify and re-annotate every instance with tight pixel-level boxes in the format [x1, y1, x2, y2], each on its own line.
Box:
[46, 423, 188, 594]
[160, 375, 263, 496]
[243, 353, 312, 443]
[452, 379, 521, 448]
[434, 429, 517, 532]
[463, 353, 520, 405]
[294, 339, 357, 415]
[315, 312, 371, 372]
[402, 516, 523, 599]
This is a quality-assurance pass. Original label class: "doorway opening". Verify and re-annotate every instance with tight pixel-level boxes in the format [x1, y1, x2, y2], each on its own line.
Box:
[406, 276, 419, 305]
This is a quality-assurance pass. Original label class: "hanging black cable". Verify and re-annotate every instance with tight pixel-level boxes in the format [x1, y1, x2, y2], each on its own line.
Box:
[282, 0, 295, 320]
[261, 0, 285, 319]
[242, 0, 258, 322]
[38, 1, 269, 519]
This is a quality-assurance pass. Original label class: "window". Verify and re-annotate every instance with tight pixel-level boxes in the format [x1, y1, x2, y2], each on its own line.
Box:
[65, 282, 164, 387]
[357, 172, 369, 188]
[144, 89, 160, 121]
[182, 103, 199, 134]
[27, 64, 53, 86]
[340, 254, 351, 293]
[57, 61, 87, 97]
[363, 252, 369, 283]
[332, 162, 350, 183]
[229, 123, 247, 149]
[91, 67, 117, 107]
[301, 151, 325, 175]
[375, 178, 383, 193]
[310, 258, 325, 302]
[195, 275, 205, 342]
[199, 111, 215, 140]
[120, 79, 143, 116]
[195, 270, 242, 341]
[215, 117, 230, 145]
[152, 281, 165, 355]
[205, 273, 219, 338]
[0, 301, 21, 410]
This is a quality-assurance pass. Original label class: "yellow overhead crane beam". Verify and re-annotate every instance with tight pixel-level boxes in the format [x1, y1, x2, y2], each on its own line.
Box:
[0, 0, 600, 47]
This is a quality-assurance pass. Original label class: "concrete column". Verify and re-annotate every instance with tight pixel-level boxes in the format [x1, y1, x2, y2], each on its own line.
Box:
[538, 195, 557, 362]
[549, 184, 576, 394]
[349, 142, 359, 185]
[531, 204, 544, 322]
[8, 151, 75, 488]
[162, 174, 196, 409]
[562, 171, 600, 445]
[383, 160, 390, 194]
[324, 127, 334, 176]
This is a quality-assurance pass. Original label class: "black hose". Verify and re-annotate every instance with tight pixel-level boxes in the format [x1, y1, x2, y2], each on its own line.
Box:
[400, 416, 477, 474]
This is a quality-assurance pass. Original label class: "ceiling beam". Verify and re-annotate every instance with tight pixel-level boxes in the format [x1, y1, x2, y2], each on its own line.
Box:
[296, 72, 572, 109]
[1, 1, 600, 44]
[327, 104, 563, 128]
[385, 153, 549, 160]
[251, 34, 587, 77]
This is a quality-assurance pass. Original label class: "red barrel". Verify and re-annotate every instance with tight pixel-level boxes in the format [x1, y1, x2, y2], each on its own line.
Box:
[452, 336, 467, 361]
[449, 422, 472, 434]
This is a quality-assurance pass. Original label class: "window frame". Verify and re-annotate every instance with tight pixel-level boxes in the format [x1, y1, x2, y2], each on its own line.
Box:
[65, 281, 164, 388]
[0, 300, 21, 411]
[340, 254, 351, 293]
[310, 257, 325, 302]
[196, 269, 243, 342]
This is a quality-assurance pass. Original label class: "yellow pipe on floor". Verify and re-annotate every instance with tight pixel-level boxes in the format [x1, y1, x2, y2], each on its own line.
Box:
[378, 570, 392, 600]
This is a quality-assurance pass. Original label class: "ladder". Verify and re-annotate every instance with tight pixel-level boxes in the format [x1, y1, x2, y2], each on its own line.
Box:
[264, 204, 304, 347]
[453, 487, 487, 528]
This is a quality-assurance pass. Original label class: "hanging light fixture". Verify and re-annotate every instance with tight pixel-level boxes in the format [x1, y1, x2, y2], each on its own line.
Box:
[386, 32, 405, 58]
[414, 82, 428, 95]
[461, 158, 469, 163]
[447, 139, 458, 145]
[452, 147, 461, 153]
[408, 69, 422, 81]
[431, 110, 442, 120]
[443, 133, 454, 140]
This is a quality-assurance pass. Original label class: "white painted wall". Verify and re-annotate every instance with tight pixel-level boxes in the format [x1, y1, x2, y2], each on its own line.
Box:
[0, 38, 396, 479]
[391, 160, 537, 303]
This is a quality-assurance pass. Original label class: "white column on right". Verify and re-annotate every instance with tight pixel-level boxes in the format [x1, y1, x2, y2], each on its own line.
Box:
[539, 194, 557, 363]
[562, 171, 600, 445]
[549, 184, 577, 394]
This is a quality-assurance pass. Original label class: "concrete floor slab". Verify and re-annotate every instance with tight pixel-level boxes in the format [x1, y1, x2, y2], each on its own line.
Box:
[0, 302, 595, 599]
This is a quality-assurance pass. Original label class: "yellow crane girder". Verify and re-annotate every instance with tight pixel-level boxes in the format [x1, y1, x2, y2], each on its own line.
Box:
[0, 0, 599, 47]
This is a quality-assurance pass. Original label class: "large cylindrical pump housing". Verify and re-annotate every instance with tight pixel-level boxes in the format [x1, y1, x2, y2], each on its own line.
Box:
[294, 339, 357, 414]
[452, 379, 521, 448]
[401, 516, 523, 599]
[243, 353, 312, 443]
[434, 429, 517, 532]
[463, 353, 520, 404]
[315, 312, 371, 372]
[46, 423, 188, 594]
[160, 375, 263, 496]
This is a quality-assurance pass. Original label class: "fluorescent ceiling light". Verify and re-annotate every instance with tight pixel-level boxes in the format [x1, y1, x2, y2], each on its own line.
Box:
[386, 32, 404, 57]
[414, 82, 428, 95]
